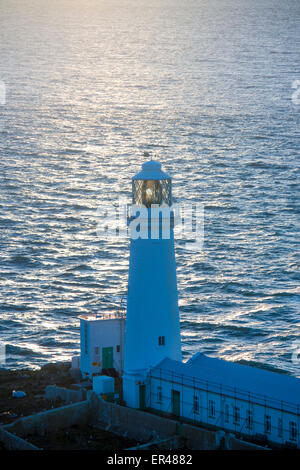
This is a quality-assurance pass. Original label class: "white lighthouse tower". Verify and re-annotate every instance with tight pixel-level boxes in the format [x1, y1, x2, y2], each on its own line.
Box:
[123, 159, 182, 408]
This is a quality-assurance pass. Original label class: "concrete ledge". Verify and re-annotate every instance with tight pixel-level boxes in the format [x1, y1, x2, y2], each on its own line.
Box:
[96, 400, 178, 442]
[1, 391, 267, 450]
[4, 399, 93, 437]
[231, 436, 268, 450]
[0, 426, 40, 450]
[180, 422, 217, 450]
[94, 398, 266, 450]
[45, 385, 85, 403]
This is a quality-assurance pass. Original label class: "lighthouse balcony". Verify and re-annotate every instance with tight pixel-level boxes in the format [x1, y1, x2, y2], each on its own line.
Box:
[79, 311, 126, 322]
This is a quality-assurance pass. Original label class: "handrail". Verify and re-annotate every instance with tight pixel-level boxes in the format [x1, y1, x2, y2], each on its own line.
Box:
[148, 390, 296, 445]
[79, 312, 126, 321]
[149, 368, 300, 416]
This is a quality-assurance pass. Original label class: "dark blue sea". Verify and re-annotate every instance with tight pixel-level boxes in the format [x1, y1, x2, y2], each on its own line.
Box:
[0, 0, 299, 375]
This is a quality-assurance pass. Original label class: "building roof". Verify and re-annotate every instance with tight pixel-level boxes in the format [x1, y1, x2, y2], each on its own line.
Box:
[93, 375, 114, 384]
[79, 312, 125, 322]
[150, 354, 300, 414]
[133, 160, 171, 181]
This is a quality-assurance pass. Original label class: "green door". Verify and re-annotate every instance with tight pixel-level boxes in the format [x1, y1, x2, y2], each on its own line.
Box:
[172, 390, 180, 416]
[102, 347, 113, 368]
[139, 385, 146, 410]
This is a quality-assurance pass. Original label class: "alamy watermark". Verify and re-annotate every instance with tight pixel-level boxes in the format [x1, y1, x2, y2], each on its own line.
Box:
[0, 342, 6, 365]
[291, 80, 300, 106]
[96, 199, 204, 251]
[291, 340, 300, 366]
[0, 81, 5, 106]
[0, 80, 6, 132]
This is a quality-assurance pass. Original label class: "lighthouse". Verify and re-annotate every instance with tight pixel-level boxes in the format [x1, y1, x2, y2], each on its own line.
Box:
[123, 159, 182, 408]
[75, 159, 300, 448]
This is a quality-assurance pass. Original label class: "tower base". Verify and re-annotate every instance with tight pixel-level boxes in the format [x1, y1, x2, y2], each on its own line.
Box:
[123, 370, 148, 409]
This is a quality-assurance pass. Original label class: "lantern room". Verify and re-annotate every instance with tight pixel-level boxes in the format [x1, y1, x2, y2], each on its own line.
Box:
[132, 160, 172, 207]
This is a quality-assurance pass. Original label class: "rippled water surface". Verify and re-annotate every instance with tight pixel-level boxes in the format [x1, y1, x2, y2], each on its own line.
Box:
[0, 0, 299, 374]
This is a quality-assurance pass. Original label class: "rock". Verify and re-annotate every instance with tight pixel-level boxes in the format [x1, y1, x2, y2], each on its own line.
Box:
[69, 368, 82, 381]
[12, 390, 26, 398]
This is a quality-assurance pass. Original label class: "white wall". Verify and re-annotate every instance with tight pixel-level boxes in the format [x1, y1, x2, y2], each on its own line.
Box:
[124, 234, 182, 375]
[148, 376, 299, 448]
[80, 317, 125, 377]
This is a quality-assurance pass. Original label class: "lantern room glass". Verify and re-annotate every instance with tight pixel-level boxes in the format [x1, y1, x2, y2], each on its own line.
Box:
[133, 179, 172, 207]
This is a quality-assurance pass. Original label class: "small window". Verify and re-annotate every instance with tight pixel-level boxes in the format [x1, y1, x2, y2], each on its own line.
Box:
[94, 346, 99, 355]
[246, 410, 253, 430]
[264, 415, 271, 434]
[289, 421, 297, 442]
[157, 386, 162, 403]
[208, 400, 215, 418]
[116, 345, 120, 352]
[193, 395, 199, 414]
[278, 418, 283, 438]
[233, 406, 240, 425]
[224, 404, 229, 423]
[158, 336, 165, 346]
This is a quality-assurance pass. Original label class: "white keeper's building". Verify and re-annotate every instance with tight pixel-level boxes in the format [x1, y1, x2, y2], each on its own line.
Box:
[78, 158, 300, 449]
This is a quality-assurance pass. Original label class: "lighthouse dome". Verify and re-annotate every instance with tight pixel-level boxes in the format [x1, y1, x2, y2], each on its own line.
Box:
[133, 160, 171, 181]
